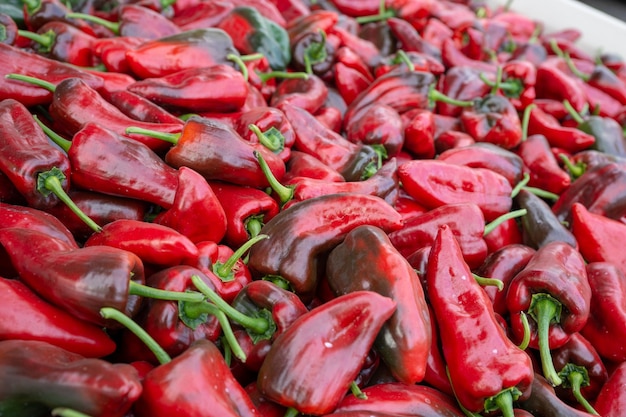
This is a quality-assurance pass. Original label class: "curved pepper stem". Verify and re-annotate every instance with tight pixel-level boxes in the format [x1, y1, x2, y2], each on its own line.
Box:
[254, 150, 294, 206]
[517, 311, 531, 351]
[283, 407, 300, 417]
[127, 281, 205, 303]
[558, 363, 600, 415]
[520, 103, 536, 142]
[51, 408, 92, 417]
[37, 168, 102, 233]
[65, 12, 120, 35]
[427, 84, 475, 109]
[562, 99, 586, 125]
[191, 274, 275, 337]
[511, 173, 559, 201]
[349, 381, 367, 400]
[17, 29, 55, 51]
[100, 307, 172, 365]
[213, 234, 269, 281]
[303, 29, 328, 75]
[179, 299, 247, 362]
[558, 153, 586, 179]
[472, 273, 504, 291]
[248, 124, 285, 154]
[262, 275, 293, 291]
[5, 73, 56, 92]
[33, 114, 72, 152]
[255, 69, 309, 84]
[484, 387, 521, 417]
[227, 53, 250, 82]
[529, 293, 563, 386]
[245, 215, 264, 240]
[355, 0, 395, 23]
[125, 126, 180, 144]
[394, 50, 415, 72]
[483, 208, 528, 236]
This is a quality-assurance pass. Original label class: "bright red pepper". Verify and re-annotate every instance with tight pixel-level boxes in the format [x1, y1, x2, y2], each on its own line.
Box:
[594, 361, 626, 417]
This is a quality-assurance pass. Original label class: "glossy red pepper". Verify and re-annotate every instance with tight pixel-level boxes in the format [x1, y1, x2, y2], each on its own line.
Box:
[257, 291, 396, 415]
[125, 28, 239, 79]
[283, 150, 345, 182]
[334, 62, 372, 105]
[91, 36, 146, 74]
[345, 103, 404, 157]
[580, 262, 626, 363]
[271, 73, 329, 113]
[326, 225, 431, 384]
[0, 339, 142, 417]
[516, 134, 571, 195]
[106, 90, 185, 126]
[0, 227, 144, 327]
[427, 224, 534, 415]
[400, 108, 436, 159]
[536, 57, 588, 113]
[134, 339, 260, 417]
[506, 241, 591, 387]
[460, 94, 524, 149]
[152, 167, 227, 244]
[398, 159, 513, 221]
[232, 106, 296, 162]
[594, 361, 626, 417]
[171, 1, 235, 31]
[518, 373, 597, 417]
[0, 277, 116, 358]
[386, 16, 442, 60]
[127, 64, 249, 113]
[248, 193, 403, 300]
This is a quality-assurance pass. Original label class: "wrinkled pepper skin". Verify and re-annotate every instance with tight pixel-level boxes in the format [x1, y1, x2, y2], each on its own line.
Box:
[247, 193, 404, 300]
[580, 262, 626, 362]
[333, 382, 464, 417]
[257, 291, 396, 415]
[0, 227, 144, 327]
[0, 98, 71, 208]
[398, 159, 513, 221]
[427, 225, 534, 413]
[0, 339, 142, 417]
[326, 225, 431, 384]
[0, 277, 116, 358]
[134, 339, 259, 417]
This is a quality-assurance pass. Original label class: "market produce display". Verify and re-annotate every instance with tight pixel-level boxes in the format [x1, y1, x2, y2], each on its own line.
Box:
[2, 0, 626, 416]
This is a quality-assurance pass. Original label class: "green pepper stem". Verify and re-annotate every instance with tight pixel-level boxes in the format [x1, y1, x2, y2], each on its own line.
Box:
[521, 103, 536, 142]
[51, 408, 92, 417]
[127, 281, 205, 303]
[283, 407, 300, 417]
[227, 53, 249, 82]
[523, 186, 560, 201]
[65, 12, 120, 34]
[558, 153, 586, 179]
[559, 365, 599, 415]
[472, 273, 504, 291]
[22, 0, 41, 13]
[350, 381, 367, 400]
[248, 124, 285, 153]
[563, 51, 591, 82]
[191, 275, 271, 335]
[428, 85, 475, 108]
[222, 335, 233, 366]
[355, 0, 395, 25]
[33, 115, 72, 152]
[254, 150, 294, 206]
[125, 126, 180, 144]
[255, 70, 309, 83]
[100, 307, 171, 365]
[529, 293, 563, 386]
[181, 300, 246, 362]
[262, 275, 292, 291]
[245, 216, 264, 240]
[17, 29, 54, 50]
[37, 168, 102, 233]
[213, 234, 269, 280]
[562, 99, 586, 125]
[239, 53, 265, 62]
[511, 173, 530, 198]
[483, 208, 527, 236]
[489, 389, 516, 417]
[395, 49, 415, 72]
[5, 73, 56, 92]
[518, 312, 531, 351]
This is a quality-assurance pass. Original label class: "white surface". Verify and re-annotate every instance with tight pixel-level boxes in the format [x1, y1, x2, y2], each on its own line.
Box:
[485, 0, 626, 59]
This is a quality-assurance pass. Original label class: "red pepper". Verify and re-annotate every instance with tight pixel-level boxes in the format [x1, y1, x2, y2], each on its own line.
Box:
[152, 167, 227, 244]
[257, 291, 396, 415]
[127, 64, 249, 113]
[477, 243, 536, 317]
[427, 224, 534, 415]
[125, 28, 239, 79]
[0, 339, 142, 417]
[536, 57, 587, 113]
[326, 225, 431, 385]
[518, 373, 597, 417]
[21, 0, 97, 34]
[0, 227, 144, 327]
[439, 142, 525, 187]
[580, 261, 626, 362]
[433, 65, 493, 117]
[402, 108, 436, 159]
[0, 43, 103, 106]
[506, 241, 591, 387]
[247, 193, 403, 300]
[594, 361, 626, 417]
[375, 50, 446, 79]
[134, 339, 260, 417]
[0, 277, 116, 358]
[286, 9, 338, 43]
[44, 190, 148, 243]
[334, 61, 372, 105]
[106, 89, 185, 126]
[232, 106, 296, 162]
[171, 1, 235, 31]
[345, 103, 404, 157]
[516, 134, 571, 195]
[84, 219, 198, 267]
[334, 382, 464, 416]
[289, 28, 336, 77]
[398, 159, 513, 221]
[483, 216, 525, 253]
[66, 4, 182, 39]
[386, 16, 442, 60]
[525, 105, 595, 154]
[327, 24, 382, 68]
[270, 74, 328, 114]
[460, 94, 524, 149]
[441, 37, 498, 73]
[278, 102, 380, 181]
[91, 35, 146, 74]
[435, 130, 476, 153]
[552, 332, 608, 413]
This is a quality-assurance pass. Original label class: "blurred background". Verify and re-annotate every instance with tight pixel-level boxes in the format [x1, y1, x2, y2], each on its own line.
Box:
[577, 0, 626, 20]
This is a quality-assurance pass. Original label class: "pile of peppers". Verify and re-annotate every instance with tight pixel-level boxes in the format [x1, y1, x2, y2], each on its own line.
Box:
[3, 0, 626, 416]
